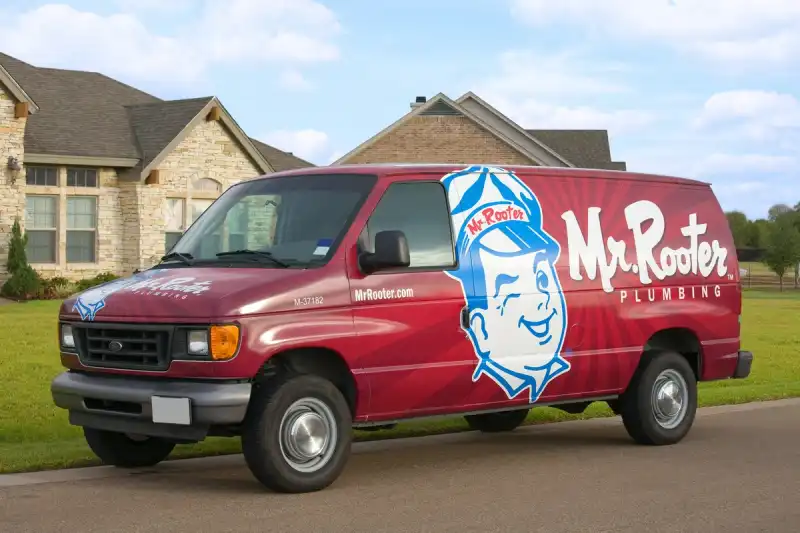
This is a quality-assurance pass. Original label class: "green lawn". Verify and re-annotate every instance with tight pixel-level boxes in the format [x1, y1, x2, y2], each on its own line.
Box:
[1, 291, 799, 474]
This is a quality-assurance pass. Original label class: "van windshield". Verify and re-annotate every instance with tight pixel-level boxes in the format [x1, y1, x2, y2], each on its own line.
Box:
[162, 173, 377, 268]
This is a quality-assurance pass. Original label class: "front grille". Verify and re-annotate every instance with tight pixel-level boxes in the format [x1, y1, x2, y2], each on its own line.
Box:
[74, 324, 173, 371]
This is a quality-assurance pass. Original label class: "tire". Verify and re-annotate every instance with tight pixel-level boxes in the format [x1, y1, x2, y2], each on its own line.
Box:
[619, 350, 698, 446]
[464, 408, 530, 433]
[241, 374, 353, 493]
[83, 428, 176, 468]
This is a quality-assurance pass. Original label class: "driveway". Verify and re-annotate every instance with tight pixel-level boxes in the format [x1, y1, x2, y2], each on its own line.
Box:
[1, 399, 798, 533]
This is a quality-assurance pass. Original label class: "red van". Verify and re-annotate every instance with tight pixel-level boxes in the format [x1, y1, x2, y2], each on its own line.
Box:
[51, 163, 753, 493]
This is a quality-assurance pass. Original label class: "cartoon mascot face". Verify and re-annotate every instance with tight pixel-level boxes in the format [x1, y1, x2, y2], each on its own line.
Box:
[442, 165, 570, 402]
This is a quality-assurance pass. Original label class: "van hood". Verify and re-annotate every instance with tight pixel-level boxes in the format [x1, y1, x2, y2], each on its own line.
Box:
[60, 266, 315, 321]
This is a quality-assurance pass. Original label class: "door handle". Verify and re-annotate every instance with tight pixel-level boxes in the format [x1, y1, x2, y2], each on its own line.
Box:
[460, 306, 470, 329]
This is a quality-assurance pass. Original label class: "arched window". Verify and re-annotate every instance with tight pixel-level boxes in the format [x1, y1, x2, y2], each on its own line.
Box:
[192, 178, 222, 193]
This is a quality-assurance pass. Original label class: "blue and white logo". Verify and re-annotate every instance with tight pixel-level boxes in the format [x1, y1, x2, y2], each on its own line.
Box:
[73, 270, 164, 321]
[441, 165, 570, 402]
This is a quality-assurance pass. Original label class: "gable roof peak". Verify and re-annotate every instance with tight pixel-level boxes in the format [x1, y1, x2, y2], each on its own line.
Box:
[0, 58, 39, 113]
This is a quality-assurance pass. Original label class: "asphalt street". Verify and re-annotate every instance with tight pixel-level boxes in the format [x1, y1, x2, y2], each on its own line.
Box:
[1, 398, 798, 533]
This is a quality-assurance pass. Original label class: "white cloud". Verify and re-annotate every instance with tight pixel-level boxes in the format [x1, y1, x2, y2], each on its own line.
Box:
[0, 1, 341, 86]
[509, 0, 800, 67]
[476, 49, 655, 134]
[1, 5, 205, 82]
[694, 90, 800, 141]
[693, 153, 796, 176]
[481, 50, 631, 98]
[486, 95, 654, 134]
[198, 0, 340, 64]
[259, 129, 330, 163]
[113, 0, 193, 13]
[279, 70, 312, 91]
[327, 151, 345, 164]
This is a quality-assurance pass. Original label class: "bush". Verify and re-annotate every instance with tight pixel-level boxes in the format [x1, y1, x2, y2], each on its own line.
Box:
[5, 218, 28, 276]
[73, 272, 120, 293]
[1, 265, 42, 300]
[39, 277, 74, 300]
[4, 272, 123, 301]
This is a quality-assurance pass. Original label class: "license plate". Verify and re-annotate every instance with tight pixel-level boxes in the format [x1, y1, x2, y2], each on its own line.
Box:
[151, 396, 192, 425]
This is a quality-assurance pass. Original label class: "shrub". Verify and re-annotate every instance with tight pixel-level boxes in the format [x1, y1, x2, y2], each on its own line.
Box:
[74, 272, 120, 293]
[1, 265, 42, 300]
[5, 218, 28, 276]
[39, 276, 74, 300]
[1, 217, 43, 300]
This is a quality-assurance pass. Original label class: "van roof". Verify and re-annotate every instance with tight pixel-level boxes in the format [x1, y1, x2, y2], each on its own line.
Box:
[254, 163, 709, 188]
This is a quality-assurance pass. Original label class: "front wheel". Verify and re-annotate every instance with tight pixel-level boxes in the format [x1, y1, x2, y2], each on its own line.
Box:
[465, 408, 530, 433]
[241, 374, 353, 493]
[619, 350, 698, 445]
[83, 428, 176, 468]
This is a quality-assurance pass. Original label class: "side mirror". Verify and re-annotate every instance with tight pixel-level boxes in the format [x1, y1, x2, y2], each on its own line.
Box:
[359, 230, 411, 273]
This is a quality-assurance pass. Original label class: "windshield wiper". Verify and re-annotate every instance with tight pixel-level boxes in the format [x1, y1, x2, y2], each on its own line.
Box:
[159, 251, 195, 266]
[215, 249, 290, 268]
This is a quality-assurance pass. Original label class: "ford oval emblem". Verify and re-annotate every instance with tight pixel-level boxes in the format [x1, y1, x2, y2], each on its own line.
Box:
[108, 341, 123, 353]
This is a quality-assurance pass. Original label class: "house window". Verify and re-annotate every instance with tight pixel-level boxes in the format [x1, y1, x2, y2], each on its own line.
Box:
[226, 202, 248, 251]
[67, 168, 98, 188]
[164, 198, 185, 253]
[24, 196, 57, 263]
[191, 198, 214, 224]
[362, 182, 456, 268]
[193, 178, 222, 193]
[25, 166, 58, 187]
[190, 198, 220, 256]
[66, 197, 97, 263]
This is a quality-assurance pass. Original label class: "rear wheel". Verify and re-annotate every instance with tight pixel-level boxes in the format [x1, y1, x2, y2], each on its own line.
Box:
[241, 374, 353, 493]
[619, 350, 697, 445]
[83, 428, 176, 468]
[465, 408, 530, 433]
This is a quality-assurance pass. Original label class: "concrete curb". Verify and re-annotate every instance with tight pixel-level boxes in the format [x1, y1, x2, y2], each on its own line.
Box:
[2, 397, 798, 488]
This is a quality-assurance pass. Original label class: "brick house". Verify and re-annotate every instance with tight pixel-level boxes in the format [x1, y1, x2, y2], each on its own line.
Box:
[0, 53, 312, 279]
[333, 92, 627, 171]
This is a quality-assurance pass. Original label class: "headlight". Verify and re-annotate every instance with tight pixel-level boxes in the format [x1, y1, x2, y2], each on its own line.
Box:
[187, 330, 209, 355]
[61, 324, 75, 348]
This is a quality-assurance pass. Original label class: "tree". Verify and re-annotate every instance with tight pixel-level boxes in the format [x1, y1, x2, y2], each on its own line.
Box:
[790, 206, 800, 288]
[748, 218, 770, 249]
[725, 210, 751, 249]
[6, 217, 28, 276]
[768, 203, 793, 222]
[1, 217, 41, 300]
[763, 213, 800, 291]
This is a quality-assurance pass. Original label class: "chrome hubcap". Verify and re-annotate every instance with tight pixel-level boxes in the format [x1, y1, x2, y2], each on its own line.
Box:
[651, 369, 688, 429]
[279, 397, 336, 473]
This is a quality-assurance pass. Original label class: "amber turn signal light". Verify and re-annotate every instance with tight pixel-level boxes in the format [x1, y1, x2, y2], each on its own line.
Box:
[209, 324, 240, 361]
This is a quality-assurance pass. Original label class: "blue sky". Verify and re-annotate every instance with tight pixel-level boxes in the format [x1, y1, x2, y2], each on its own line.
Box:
[1, 0, 798, 220]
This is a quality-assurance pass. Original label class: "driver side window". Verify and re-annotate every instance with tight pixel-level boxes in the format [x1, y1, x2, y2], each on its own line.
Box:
[360, 181, 456, 269]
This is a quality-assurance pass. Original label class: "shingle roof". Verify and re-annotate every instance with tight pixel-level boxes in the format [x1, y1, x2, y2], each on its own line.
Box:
[126, 97, 214, 169]
[0, 53, 315, 172]
[0, 52, 159, 159]
[249, 138, 314, 171]
[526, 129, 627, 171]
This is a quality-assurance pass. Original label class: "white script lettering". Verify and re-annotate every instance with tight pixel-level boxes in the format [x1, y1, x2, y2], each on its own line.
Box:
[561, 200, 728, 292]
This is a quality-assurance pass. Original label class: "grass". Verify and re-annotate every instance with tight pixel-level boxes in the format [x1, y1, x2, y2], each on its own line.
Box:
[1, 291, 799, 474]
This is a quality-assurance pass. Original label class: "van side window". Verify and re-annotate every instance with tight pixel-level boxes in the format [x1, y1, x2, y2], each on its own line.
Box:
[361, 182, 455, 269]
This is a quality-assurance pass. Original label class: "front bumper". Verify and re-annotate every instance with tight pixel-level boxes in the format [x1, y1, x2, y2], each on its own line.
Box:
[733, 350, 754, 379]
[51, 371, 252, 442]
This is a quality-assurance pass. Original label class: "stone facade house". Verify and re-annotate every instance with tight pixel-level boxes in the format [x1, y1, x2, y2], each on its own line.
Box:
[0, 53, 313, 280]
[333, 92, 627, 171]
